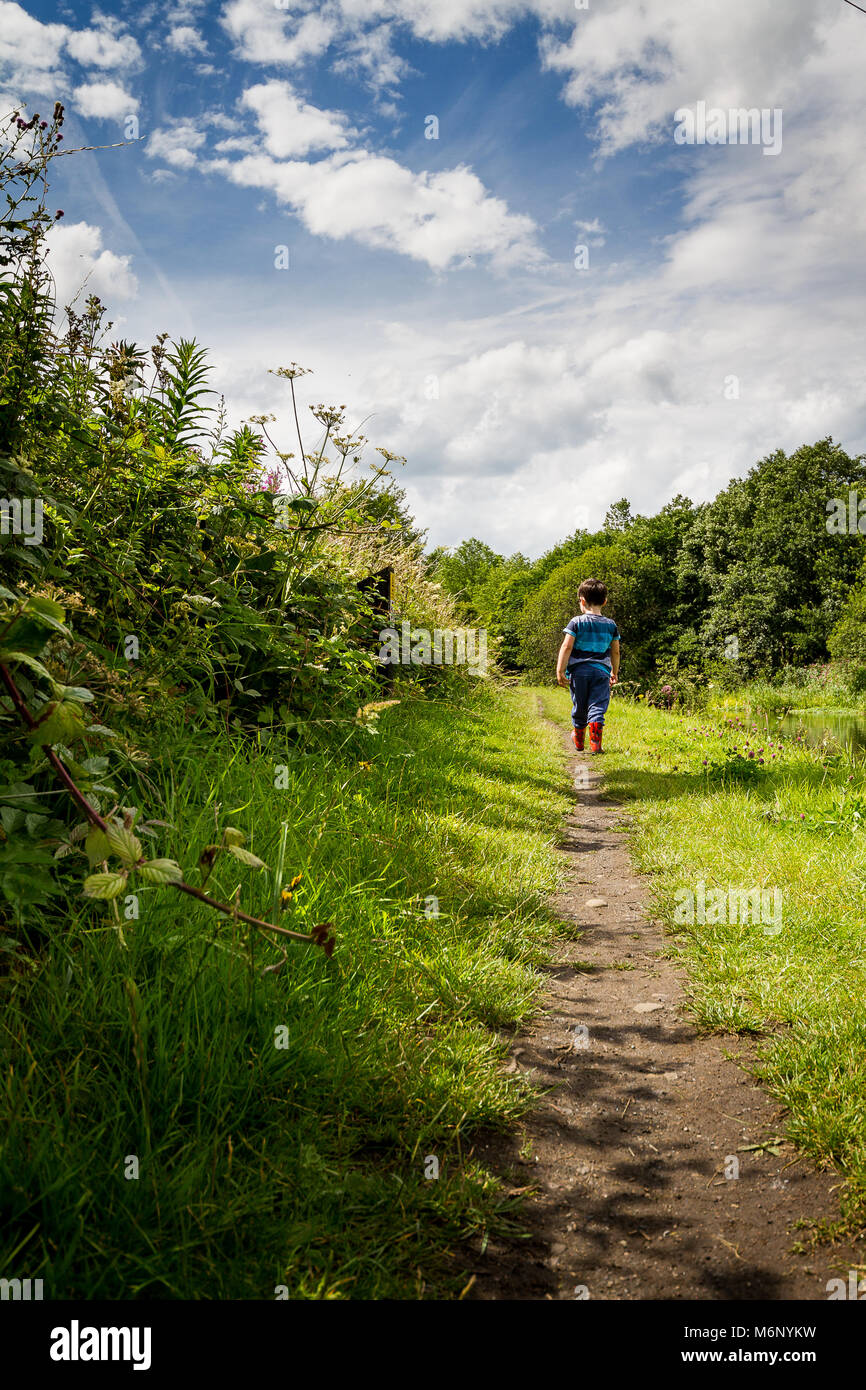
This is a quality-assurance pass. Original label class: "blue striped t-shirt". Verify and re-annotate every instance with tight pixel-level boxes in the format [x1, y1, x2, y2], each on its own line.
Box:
[563, 613, 621, 675]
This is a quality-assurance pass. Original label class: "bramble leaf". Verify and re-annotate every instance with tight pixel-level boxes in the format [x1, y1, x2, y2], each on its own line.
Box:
[137, 858, 183, 885]
[106, 824, 143, 865]
[28, 700, 86, 746]
[83, 871, 128, 900]
[227, 844, 267, 869]
[85, 826, 112, 867]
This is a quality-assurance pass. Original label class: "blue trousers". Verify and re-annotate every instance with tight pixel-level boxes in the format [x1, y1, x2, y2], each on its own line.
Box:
[569, 664, 611, 728]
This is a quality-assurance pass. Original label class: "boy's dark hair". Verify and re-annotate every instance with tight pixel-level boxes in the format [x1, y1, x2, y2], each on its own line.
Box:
[578, 577, 608, 606]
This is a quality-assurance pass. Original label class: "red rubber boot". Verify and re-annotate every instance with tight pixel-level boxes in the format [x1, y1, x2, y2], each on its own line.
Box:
[571, 726, 586, 751]
[588, 721, 604, 754]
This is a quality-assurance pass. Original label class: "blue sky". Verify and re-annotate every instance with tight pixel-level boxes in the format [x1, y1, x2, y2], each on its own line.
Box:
[3, 1, 865, 555]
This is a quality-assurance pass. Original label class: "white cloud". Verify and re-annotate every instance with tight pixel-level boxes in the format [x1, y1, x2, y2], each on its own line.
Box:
[211, 147, 544, 271]
[166, 25, 209, 56]
[73, 80, 139, 119]
[45, 220, 138, 309]
[331, 23, 412, 93]
[203, 0, 866, 552]
[0, 5, 142, 114]
[539, 0, 823, 157]
[221, 0, 336, 66]
[213, 134, 259, 155]
[575, 217, 605, 247]
[167, 0, 208, 18]
[270, 0, 565, 47]
[65, 26, 141, 70]
[0, 2, 66, 72]
[0, 5, 140, 110]
[146, 121, 207, 169]
[0, 1, 67, 96]
[203, 109, 242, 131]
[241, 81, 354, 158]
[17, 0, 866, 554]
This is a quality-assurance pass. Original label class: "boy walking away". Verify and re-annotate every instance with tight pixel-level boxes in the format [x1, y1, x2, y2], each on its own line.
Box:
[556, 578, 620, 755]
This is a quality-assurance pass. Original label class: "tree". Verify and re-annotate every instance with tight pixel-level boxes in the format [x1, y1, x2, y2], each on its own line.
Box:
[429, 537, 503, 616]
[604, 498, 633, 533]
[684, 440, 866, 671]
[517, 542, 664, 678]
[829, 559, 866, 662]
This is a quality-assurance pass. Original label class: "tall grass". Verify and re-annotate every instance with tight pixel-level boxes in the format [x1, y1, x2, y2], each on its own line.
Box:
[718, 663, 864, 715]
[0, 686, 567, 1299]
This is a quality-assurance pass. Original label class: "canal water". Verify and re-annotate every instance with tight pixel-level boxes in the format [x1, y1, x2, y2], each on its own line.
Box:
[741, 708, 866, 755]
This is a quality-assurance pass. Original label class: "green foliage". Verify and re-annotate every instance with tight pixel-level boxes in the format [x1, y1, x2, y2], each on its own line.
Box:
[516, 542, 664, 678]
[829, 559, 866, 663]
[429, 537, 504, 614]
[680, 440, 866, 672]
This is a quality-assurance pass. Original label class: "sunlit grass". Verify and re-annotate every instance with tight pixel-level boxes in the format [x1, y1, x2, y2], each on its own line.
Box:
[0, 686, 569, 1299]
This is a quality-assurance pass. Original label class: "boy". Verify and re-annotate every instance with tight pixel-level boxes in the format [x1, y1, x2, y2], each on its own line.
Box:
[555, 578, 620, 754]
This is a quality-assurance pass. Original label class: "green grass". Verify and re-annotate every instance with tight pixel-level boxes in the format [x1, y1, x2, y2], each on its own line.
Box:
[538, 687, 866, 1235]
[0, 685, 570, 1299]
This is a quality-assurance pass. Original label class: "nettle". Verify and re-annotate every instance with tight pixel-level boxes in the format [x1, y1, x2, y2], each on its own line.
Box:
[0, 586, 334, 961]
[0, 557, 351, 961]
[0, 101, 464, 961]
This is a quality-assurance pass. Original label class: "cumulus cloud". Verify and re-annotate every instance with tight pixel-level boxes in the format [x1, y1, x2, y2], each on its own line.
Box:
[73, 80, 139, 119]
[0, 4, 140, 107]
[309, 0, 866, 548]
[146, 121, 208, 169]
[241, 81, 354, 158]
[224, 0, 565, 52]
[221, 0, 336, 66]
[45, 220, 138, 310]
[201, 0, 865, 550]
[0, 1, 67, 94]
[539, 0, 823, 157]
[211, 146, 544, 271]
[0, 2, 65, 70]
[330, 23, 412, 93]
[166, 25, 209, 56]
[65, 25, 141, 70]
[166, 0, 208, 18]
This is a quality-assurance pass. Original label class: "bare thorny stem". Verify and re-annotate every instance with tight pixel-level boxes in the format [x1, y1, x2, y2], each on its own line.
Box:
[0, 660, 334, 957]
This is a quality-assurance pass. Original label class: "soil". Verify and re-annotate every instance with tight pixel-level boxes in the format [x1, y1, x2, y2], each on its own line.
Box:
[468, 711, 865, 1300]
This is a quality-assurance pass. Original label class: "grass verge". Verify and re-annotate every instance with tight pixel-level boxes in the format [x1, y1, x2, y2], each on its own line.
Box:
[1, 685, 568, 1299]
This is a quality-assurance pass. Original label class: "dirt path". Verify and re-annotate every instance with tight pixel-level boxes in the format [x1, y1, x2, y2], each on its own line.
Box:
[470, 712, 864, 1300]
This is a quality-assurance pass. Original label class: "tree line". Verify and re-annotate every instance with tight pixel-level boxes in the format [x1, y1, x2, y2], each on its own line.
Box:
[429, 439, 866, 690]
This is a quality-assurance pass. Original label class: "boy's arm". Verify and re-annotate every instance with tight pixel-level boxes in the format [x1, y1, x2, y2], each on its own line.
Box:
[556, 633, 574, 687]
[609, 639, 620, 685]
